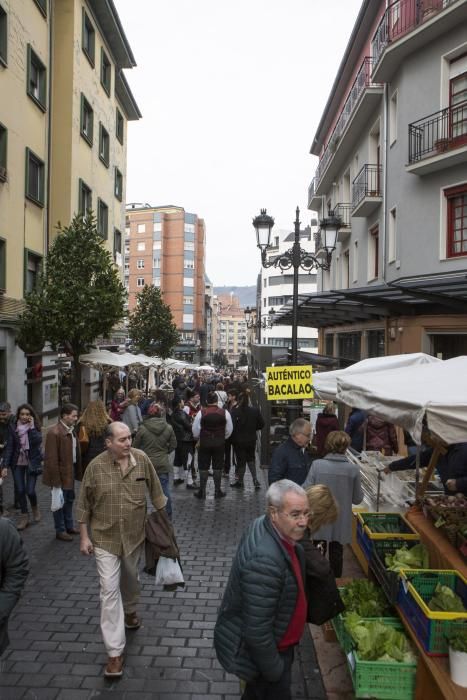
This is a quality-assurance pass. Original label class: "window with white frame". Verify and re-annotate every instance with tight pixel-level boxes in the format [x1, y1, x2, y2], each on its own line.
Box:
[183, 277, 194, 287]
[353, 240, 359, 282]
[125, 227, 130, 237]
[154, 222, 162, 232]
[368, 225, 379, 280]
[153, 241, 161, 250]
[184, 259, 194, 269]
[137, 223, 145, 234]
[184, 241, 195, 251]
[389, 91, 398, 145]
[388, 207, 397, 262]
[137, 242, 145, 251]
[152, 277, 161, 286]
[137, 277, 145, 287]
[183, 296, 193, 304]
[183, 314, 194, 323]
[184, 224, 195, 234]
[137, 259, 144, 269]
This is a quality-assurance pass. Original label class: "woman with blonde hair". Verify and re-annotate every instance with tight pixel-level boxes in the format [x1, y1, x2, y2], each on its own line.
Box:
[303, 430, 363, 577]
[121, 389, 142, 437]
[78, 400, 111, 472]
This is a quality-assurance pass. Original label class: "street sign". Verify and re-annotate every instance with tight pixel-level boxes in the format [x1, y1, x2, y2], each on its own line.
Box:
[265, 365, 314, 400]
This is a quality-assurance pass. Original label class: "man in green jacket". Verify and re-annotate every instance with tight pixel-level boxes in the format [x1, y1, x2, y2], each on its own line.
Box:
[214, 479, 309, 699]
[0, 517, 29, 655]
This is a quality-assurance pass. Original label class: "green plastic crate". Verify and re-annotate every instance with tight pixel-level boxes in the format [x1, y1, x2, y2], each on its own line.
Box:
[347, 642, 417, 699]
[332, 613, 399, 655]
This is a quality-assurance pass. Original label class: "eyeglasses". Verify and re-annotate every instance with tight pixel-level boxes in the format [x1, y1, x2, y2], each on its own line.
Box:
[279, 509, 311, 521]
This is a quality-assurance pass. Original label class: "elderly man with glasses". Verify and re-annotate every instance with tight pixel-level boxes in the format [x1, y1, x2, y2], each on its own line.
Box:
[268, 418, 313, 486]
[215, 479, 309, 699]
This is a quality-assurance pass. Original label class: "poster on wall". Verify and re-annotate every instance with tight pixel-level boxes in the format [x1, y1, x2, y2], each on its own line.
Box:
[43, 381, 59, 413]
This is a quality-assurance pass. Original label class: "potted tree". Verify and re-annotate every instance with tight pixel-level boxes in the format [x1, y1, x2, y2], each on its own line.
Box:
[448, 627, 467, 687]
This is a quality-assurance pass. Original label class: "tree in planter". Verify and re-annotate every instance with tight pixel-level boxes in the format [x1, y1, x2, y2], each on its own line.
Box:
[17, 213, 126, 407]
[127, 284, 179, 359]
[238, 351, 248, 367]
[212, 349, 228, 368]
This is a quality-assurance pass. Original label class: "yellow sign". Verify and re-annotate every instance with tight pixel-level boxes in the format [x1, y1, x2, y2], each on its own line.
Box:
[265, 365, 314, 400]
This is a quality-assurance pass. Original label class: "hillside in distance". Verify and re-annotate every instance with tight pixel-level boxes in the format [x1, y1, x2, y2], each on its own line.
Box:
[213, 285, 257, 308]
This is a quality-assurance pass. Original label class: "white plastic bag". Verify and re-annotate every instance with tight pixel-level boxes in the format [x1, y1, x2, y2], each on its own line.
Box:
[51, 487, 64, 512]
[155, 557, 184, 586]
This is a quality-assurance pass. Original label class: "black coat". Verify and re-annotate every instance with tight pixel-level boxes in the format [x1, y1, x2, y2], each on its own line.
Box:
[231, 405, 264, 446]
[3, 423, 43, 474]
[171, 409, 193, 443]
[268, 437, 312, 485]
[0, 517, 29, 654]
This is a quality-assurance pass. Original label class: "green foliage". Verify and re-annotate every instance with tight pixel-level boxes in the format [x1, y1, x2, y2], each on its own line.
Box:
[128, 284, 179, 359]
[213, 349, 228, 368]
[238, 351, 248, 367]
[17, 213, 126, 360]
[448, 627, 467, 653]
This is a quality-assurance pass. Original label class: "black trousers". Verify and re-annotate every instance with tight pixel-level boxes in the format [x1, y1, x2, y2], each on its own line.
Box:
[241, 647, 294, 700]
[198, 444, 224, 472]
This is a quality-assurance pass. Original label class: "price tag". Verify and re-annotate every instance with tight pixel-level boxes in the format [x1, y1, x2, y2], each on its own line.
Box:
[347, 651, 356, 672]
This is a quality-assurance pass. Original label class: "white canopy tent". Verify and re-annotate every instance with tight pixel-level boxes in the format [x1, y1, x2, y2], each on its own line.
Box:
[79, 350, 163, 401]
[313, 352, 441, 401]
[336, 355, 467, 445]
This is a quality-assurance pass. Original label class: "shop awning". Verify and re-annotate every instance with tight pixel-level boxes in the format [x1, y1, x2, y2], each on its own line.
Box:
[273, 272, 467, 328]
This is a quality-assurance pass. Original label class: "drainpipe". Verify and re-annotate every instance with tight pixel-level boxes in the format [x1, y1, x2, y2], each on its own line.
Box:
[45, 0, 53, 253]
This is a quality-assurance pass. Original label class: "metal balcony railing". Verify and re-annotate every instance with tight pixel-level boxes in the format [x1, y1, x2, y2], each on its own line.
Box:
[409, 100, 467, 163]
[335, 203, 352, 228]
[372, 0, 457, 69]
[313, 57, 381, 190]
[352, 165, 382, 210]
[313, 230, 324, 252]
[308, 177, 316, 207]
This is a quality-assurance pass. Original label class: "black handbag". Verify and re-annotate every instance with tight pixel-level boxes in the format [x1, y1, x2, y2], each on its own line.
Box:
[301, 540, 345, 625]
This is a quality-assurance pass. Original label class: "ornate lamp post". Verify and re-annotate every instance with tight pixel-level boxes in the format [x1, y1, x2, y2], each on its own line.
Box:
[253, 206, 340, 422]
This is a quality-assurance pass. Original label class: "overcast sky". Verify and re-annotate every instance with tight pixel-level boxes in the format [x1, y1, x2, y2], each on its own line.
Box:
[114, 0, 362, 286]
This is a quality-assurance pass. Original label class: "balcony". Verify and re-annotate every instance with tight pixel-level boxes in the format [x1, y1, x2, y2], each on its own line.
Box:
[352, 165, 383, 217]
[335, 203, 352, 242]
[311, 57, 383, 198]
[407, 101, 467, 175]
[371, 0, 465, 83]
[308, 176, 321, 211]
[313, 230, 327, 259]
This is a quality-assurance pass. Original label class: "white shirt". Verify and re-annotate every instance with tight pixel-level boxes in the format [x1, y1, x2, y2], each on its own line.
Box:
[192, 407, 233, 440]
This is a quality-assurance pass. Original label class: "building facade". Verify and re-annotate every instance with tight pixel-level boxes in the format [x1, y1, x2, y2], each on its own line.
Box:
[216, 293, 247, 367]
[0, 0, 139, 408]
[125, 204, 207, 363]
[260, 225, 319, 352]
[303, 0, 467, 363]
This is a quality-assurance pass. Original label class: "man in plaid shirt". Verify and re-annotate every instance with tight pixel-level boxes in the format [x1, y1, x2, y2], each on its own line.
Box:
[77, 421, 167, 679]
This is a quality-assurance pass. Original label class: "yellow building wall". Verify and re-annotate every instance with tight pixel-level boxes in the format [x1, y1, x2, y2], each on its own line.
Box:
[0, 0, 49, 299]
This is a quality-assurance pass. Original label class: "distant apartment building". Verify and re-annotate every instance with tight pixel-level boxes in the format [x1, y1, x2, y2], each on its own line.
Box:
[0, 0, 139, 408]
[216, 293, 247, 366]
[125, 205, 206, 363]
[260, 225, 319, 352]
[303, 0, 467, 362]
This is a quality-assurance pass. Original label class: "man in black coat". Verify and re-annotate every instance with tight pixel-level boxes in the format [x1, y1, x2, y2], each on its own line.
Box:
[268, 418, 313, 485]
[0, 517, 29, 655]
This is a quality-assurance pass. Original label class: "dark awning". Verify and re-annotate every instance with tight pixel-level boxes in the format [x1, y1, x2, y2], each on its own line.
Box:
[273, 272, 467, 328]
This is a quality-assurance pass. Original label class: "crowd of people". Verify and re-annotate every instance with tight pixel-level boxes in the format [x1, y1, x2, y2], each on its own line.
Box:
[2, 377, 466, 697]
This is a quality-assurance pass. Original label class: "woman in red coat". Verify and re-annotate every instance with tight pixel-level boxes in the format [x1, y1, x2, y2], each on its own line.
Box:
[314, 403, 339, 457]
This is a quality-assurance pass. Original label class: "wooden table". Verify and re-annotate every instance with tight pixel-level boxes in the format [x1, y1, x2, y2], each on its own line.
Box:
[405, 506, 467, 576]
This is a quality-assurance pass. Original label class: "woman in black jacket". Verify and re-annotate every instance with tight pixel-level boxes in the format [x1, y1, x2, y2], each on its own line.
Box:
[171, 398, 196, 488]
[230, 390, 264, 489]
[3, 404, 43, 531]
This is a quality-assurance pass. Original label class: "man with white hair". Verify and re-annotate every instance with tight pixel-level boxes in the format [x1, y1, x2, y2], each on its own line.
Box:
[214, 479, 309, 699]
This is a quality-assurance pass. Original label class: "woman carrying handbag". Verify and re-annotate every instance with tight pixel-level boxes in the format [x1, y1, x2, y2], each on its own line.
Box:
[3, 403, 43, 531]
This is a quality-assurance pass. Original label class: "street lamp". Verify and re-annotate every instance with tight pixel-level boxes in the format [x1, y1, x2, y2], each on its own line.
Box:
[244, 306, 274, 330]
[253, 206, 340, 422]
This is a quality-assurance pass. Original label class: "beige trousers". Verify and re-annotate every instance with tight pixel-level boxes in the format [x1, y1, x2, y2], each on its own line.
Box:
[94, 543, 143, 657]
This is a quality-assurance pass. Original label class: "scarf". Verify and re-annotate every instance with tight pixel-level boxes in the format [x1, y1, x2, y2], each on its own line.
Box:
[16, 420, 33, 465]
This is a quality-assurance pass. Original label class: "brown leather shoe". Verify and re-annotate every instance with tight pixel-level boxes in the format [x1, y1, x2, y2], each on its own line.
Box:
[124, 612, 141, 629]
[66, 528, 80, 535]
[104, 655, 124, 678]
[56, 531, 73, 542]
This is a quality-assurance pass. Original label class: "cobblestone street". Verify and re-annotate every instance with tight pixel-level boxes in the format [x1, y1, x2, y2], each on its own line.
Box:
[0, 469, 326, 700]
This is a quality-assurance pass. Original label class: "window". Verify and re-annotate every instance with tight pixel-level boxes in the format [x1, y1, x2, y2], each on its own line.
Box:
[137, 223, 145, 233]
[183, 277, 194, 287]
[153, 241, 161, 250]
[184, 241, 195, 251]
[450, 71, 467, 142]
[353, 240, 359, 282]
[98, 123, 109, 166]
[114, 228, 122, 258]
[388, 207, 397, 262]
[82, 9, 95, 66]
[152, 277, 160, 286]
[445, 184, 467, 257]
[338, 332, 361, 361]
[116, 107, 124, 144]
[325, 334, 334, 356]
[153, 222, 162, 232]
[153, 257, 160, 268]
[389, 91, 398, 145]
[368, 329, 386, 358]
[24, 250, 42, 294]
[137, 242, 145, 251]
[184, 259, 194, 269]
[0, 238, 5, 290]
[342, 250, 350, 289]
[78, 178, 92, 216]
[33, 0, 47, 16]
[80, 94, 93, 146]
[100, 48, 111, 95]
[27, 45, 46, 111]
[368, 225, 379, 279]
[184, 223, 195, 233]
[0, 5, 6, 66]
[0, 122, 6, 180]
[97, 198, 108, 239]
[137, 259, 144, 269]
[114, 168, 123, 201]
[25, 148, 45, 206]
[137, 277, 145, 287]
[183, 314, 194, 323]
[183, 296, 193, 305]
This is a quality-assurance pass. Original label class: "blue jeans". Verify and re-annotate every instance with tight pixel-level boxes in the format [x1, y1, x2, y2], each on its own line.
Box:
[158, 474, 172, 519]
[53, 488, 75, 533]
[13, 465, 38, 514]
